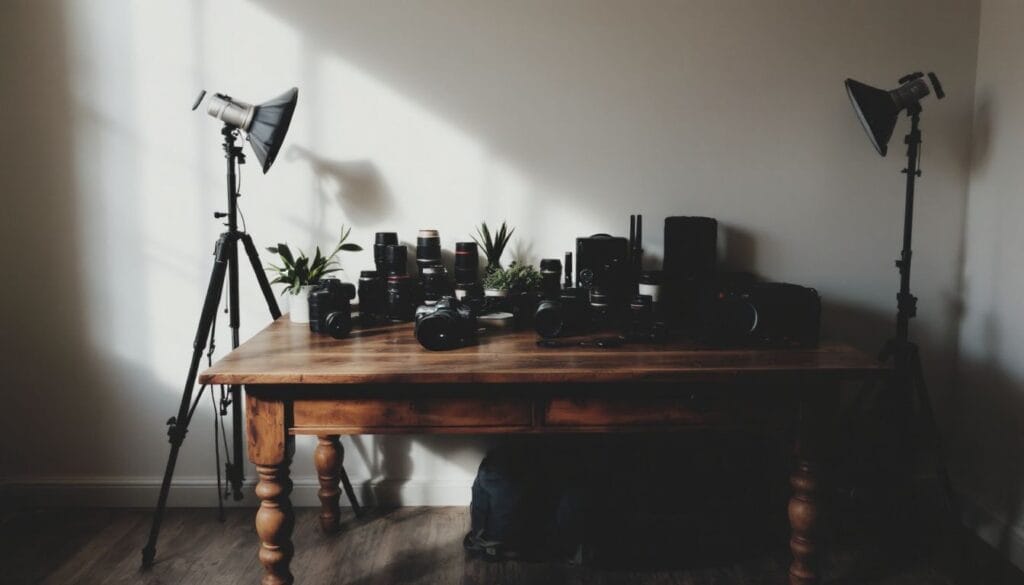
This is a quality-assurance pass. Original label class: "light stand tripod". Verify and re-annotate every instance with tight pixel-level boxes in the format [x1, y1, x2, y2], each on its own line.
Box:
[877, 105, 959, 520]
[141, 125, 360, 567]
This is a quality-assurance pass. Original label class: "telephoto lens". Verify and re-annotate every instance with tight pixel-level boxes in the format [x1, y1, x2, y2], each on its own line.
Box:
[383, 244, 408, 277]
[454, 241, 479, 287]
[357, 270, 385, 325]
[421, 264, 453, 305]
[374, 232, 398, 274]
[385, 274, 417, 322]
[539, 258, 562, 299]
[416, 229, 442, 273]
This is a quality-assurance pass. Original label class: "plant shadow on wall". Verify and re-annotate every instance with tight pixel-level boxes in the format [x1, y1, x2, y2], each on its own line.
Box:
[286, 145, 393, 229]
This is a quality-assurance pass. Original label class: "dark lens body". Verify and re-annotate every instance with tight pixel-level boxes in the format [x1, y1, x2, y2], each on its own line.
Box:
[539, 258, 562, 299]
[454, 241, 479, 286]
[373, 232, 398, 274]
[416, 230, 441, 272]
[358, 270, 385, 324]
[421, 264, 453, 304]
[385, 275, 417, 322]
[383, 244, 407, 276]
[324, 311, 352, 339]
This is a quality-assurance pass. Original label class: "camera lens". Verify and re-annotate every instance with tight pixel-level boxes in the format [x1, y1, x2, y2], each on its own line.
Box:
[416, 229, 442, 273]
[421, 264, 452, 305]
[358, 270, 385, 324]
[534, 299, 564, 338]
[415, 311, 457, 351]
[539, 258, 562, 299]
[324, 311, 352, 339]
[638, 270, 662, 306]
[385, 275, 416, 322]
[454, 241, 479, 286]
[383, 244, 407, 276]
[373, 232, 398, 274]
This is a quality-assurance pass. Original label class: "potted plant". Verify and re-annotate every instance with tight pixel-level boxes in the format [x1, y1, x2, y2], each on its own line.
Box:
[483, 262, 542, 326]
[471, 221, 514, 275]
[266, 226, 362, 323]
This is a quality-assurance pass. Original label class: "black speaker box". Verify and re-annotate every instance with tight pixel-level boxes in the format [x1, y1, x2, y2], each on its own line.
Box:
[663, 216, 718, 279]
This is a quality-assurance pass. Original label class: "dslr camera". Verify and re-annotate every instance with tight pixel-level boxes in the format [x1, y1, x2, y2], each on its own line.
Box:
[534, 287, 592, 339]
[415, 296, 477, 351]
[308, 278, 356, 339]
[699, 281, 821, 348]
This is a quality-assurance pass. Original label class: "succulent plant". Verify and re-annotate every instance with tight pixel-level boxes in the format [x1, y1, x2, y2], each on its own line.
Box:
[471, 221, 515, 274]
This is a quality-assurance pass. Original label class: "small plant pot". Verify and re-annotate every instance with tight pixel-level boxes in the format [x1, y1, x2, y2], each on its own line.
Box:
[484, 288, 509, 299]
[289, 285, 314, 323]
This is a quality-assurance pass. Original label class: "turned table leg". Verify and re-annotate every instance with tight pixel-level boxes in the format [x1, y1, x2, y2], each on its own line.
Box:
[248, 394, 295, 585]
[788, 390, 837, 585]
[256, 462, 294, 585]
[315, 435, 343, 533]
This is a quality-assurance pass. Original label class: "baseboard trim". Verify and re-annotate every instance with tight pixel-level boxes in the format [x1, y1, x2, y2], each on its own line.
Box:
[960, 491, 1024, 571]
[0, 476, 473, 509]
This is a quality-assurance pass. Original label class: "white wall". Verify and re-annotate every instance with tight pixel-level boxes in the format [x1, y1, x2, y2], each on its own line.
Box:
[2, 1, 980, 507]
[957, 0, 1024, 569]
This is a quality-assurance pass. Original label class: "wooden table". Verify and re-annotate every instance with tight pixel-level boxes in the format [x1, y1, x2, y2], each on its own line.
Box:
[200, 318, 884, 585]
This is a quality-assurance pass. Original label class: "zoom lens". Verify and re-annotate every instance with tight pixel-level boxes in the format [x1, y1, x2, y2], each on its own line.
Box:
[385, 275, 417, 322]
[421, 264, 453, 305]
[416, 229, 441, 273]
[373, 232, 398, 274]
[539, 258, 562, 299]
[454, 241, 479, 286]
[383, 244, 407, 276]
[358, 270, 385, 324]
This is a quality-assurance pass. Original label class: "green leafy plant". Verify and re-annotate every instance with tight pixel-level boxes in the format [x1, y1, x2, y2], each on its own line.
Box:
[471, 220, 515, 273]
[482, 262, 540, 292]
[265, 226, 363, 295]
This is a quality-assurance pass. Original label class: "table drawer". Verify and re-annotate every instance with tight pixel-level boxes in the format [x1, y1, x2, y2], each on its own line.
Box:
[542, 394, 783, 428]
[293, 398, 533, 432]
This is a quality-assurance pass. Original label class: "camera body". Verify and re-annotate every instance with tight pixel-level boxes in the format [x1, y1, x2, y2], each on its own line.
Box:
[699, 281, 821, 348]
[414, 296, 477, 351]
[575, 234, 629, 302]
[534, 287, 592, 338]
[308, 278, 356, 339]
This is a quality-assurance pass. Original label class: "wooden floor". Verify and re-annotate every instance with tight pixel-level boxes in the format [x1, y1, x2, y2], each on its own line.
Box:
[3, 506, 1022, 585]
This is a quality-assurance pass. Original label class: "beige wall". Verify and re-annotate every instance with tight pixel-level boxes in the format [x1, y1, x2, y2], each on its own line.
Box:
[957, 0, 1024, 568]
[1, 0, 982, 511]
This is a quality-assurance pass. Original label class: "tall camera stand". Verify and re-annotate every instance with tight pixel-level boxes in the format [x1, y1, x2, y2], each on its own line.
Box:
[878, 106, 959, 520]
[141, 125, 359, 568]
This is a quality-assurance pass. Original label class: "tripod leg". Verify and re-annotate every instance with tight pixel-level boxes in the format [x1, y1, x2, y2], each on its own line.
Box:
[909, 347, 959, 517]
[223, 233, 282, 501]
[141, 238, 230, 568]
[240, 232, 282, 319]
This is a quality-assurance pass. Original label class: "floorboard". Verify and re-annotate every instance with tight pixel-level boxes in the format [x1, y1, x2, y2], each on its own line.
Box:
[1, 506, 1021, 585]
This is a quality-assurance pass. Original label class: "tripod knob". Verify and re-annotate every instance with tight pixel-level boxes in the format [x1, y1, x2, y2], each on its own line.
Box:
[214, 212, 228, 219]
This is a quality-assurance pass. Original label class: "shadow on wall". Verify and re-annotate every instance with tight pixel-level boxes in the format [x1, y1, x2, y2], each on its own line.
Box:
[286, 145, 393, 229]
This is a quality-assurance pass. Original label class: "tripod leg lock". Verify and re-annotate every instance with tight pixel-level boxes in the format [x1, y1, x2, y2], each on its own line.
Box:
[166, 417, 188, 446]
[897, 292, 918, 318]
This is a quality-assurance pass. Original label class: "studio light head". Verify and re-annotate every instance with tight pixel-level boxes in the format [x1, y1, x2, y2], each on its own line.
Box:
[192, 87, 299, 173]
[845, 72, 944, 156]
